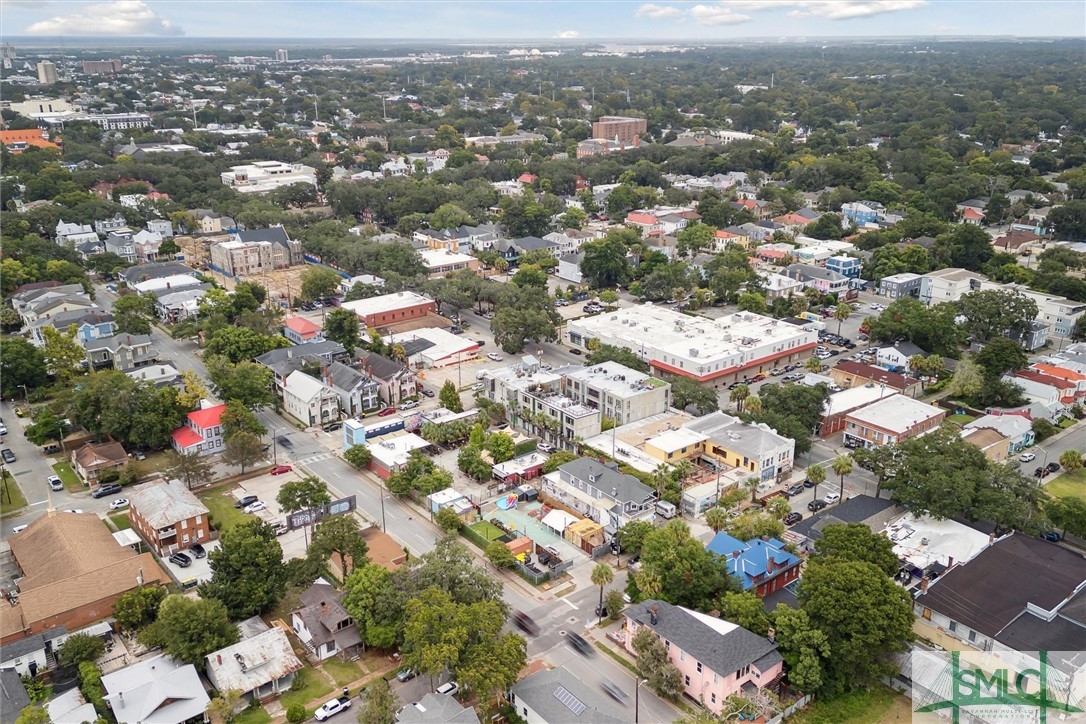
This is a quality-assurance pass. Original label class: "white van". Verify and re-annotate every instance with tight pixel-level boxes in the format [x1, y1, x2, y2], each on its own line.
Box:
[655, 501, 677, 519]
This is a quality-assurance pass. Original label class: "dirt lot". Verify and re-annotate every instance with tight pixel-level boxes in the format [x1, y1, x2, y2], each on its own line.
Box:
[176, 234, 311, 306]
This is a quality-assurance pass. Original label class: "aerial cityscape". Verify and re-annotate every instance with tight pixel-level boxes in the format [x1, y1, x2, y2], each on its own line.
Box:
[1, 1, 1085, 723]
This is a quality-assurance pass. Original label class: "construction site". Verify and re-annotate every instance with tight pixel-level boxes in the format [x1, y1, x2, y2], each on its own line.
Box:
[176, 234, 313, 308]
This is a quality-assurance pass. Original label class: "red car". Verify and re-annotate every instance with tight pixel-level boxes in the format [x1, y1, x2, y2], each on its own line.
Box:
[270, 465, 293, 475]
[751, 374, 767, 383]
[377, 407, 397, 417]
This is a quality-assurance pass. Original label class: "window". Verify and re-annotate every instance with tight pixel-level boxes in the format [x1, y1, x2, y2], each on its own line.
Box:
[949, 621, 957, 633]
[181, 519, 187, 529]
[711, 693, 717, 704]
[696, 662, 702, 673]
[684, 675, 690, 687]
[680, 651, 685, 662]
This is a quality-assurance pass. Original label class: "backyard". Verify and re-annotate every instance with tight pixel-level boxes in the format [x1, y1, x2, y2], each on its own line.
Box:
[468, 520, 507, 543]
[789, 686, 911, 724]
[199, 489, 251, 532]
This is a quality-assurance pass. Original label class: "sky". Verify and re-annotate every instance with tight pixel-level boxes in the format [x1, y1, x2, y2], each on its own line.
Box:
[2, 0, 1083, 40]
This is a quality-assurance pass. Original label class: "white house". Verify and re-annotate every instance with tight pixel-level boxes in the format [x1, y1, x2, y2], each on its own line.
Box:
[170, 403, 226, 456]
[283, 370, 341, 427]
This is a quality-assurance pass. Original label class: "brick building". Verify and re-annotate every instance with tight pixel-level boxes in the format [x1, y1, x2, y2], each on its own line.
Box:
[339, 291, 436, 329]
[591, 116, 647, 145]
[128, 479, 212, 556]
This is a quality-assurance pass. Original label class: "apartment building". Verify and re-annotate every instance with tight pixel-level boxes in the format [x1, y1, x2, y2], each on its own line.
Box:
[561, 362, 671, 425]
[209, 227, 301, 277]
[339, 291, 436, 329]
[220, 161, 318, 194]
[81, 59, 123, 75]
[283, 371, 341, 427]
[127, 479, 211, 556]
[917, 267, 987, 306]
[592, 116, 647, 145]
[540, 457, 656, 528]
[842, 394, 946, 449]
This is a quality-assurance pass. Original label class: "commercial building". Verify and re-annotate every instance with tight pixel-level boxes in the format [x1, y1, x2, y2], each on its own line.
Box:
[591, 115, 647, 145]
[878, 272, 923, 299]
[842, 394, 946, 448]
[127, 479, 211, 556]
[386, 327, 480, 369]
[220, 161, 318, 194]
[81, 59, 123, 75]
[561, 361, 671, 425]
[417, 248, 482, 277]
[340, 291, 436, 329]
[36, 61, 58, 84]
[567, 305, 816, 389]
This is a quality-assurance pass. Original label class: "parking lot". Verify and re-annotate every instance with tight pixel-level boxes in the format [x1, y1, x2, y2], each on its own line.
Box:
[159, 539, 220, 586]
[226, 472, 310, 561]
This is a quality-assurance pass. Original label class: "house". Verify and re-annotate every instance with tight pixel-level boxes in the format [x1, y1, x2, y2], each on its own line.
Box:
[101, 655, 209, 724]
[960, 426, 1011, 462]
[27, 308, 115, 347]
[191, 209, 226, 234]
[127, 479, 212, 556]
[1, 512, 168, 645]
[283, 316, 324, 344]
[95, 213, 130, 236]
[105, 231, 136, 262]
[829, 361, 923, 398]
[1, 629, 68, 677]
[842, 394, 946, 449]
[508, 666, 627, 724]
[55, 220, 99, 247]
[913, 533, 1086, 655]
[0, 670, 30, 720]
[825, 255, 861, 278]
[151, 285, 209, 323]
[787, 495, 901, 552]
[170, 403, 227, 456]
[759, 272, 805, 300]
[283, 370, 341, 427]
[1004, 373, 1071, 414]
[993, 230, 1042, 254]
[1032, 362, 1086, 399]
[325, 361, 380, 417]
[876, 341, 927, 371]
[397, 692, 480, 723]
[71, 441, 128, 484]
[877, 272, 923, 300]
[47, 686, 99, 724]
[1014, 369, 1077, 406]
[675, 411, 796, 485]
[205, 627, 303, 705]
[841, 201, 881, 225]
[355, 428, 431, 480]
[255, 341, 347, 383]
[706, 533, 802, 597]
[289, 579, 362, 662]
[84, 333, 158, 372]
[147, 218, 174, 239]
[339, 274, 385, 296]
[127, 363, 183, 388]
[960, 207, 985, 225]
[557, 253, 585, 284]
[13, 285, 96, 327]
[623, 600, 783, 714]
[783, 263, 850, 296]
[540, 457, 656, 529]
[357, 351, 417, 405]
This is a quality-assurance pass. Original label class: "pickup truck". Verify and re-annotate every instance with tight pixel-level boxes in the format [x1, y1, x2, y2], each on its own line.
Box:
[314, 696, 352, 721]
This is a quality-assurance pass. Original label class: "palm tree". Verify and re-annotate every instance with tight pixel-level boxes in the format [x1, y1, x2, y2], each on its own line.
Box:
[1060, 450, 1083, 473]
[908, 354, 926, 381]
[804, 356, 824, 373]
[807, 463, 826, 500]
[729, 383, 750, 413]
[705, 507, 729, 533]
[831, 455, 854, 503]
[744, 476, 761, 504]
[834, 302, 852, 335]
[745, 395, 762, 415]
[592, 563, 615, 624]
[652, 463, 672, 499]
[767, 497, 792, 520]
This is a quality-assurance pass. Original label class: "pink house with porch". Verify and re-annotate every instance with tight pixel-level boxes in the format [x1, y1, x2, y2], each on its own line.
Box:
[623, 599, 784, 713]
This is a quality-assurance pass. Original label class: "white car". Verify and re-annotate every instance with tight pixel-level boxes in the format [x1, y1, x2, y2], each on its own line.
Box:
[436, 681, 459, 696]
[244, 501, 268, 514]
[109, 498, 130, 510]
[823, 492, 841, 504]
[1019, 452, 1037, 462]
[47, 475, 64, 491]
[399, 400, 419, 410]
[486, 352, 503, 362]
[0, 423, 7, 436]
[11, 524, 28, 534]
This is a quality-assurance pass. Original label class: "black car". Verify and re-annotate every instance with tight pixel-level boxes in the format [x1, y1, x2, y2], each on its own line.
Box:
[1035, 467, 1050, 478]
[594, 604, 608, 618]
[1, 449, 15, 464]
[786, 483, 806, 497]
[322, 422, 343, 432]
[189, 543, 207, 559]
[802, 478, 815, 488]
[807, 499, 828, 512]
[1047, 462, 1061, 473]
[567, 632, 594, 657]
[92, 483, 122, 499]
[570, 348, 582, 355]
[513, 611, 540, 636]
[168, 552, 192, 568]
[234, 495, 258, 509]
[785, 511, 803, 526]
[601, 681, 629, 702]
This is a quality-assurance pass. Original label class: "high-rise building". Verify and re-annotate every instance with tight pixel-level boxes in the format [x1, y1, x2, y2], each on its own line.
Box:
[82, 59, 123, 75]
[275, 48, 289, 62]
[591, 115, 647, 145]
[36, 60, 58, 85]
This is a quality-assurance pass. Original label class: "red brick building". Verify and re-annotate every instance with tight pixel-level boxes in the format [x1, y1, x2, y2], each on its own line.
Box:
[339, 291, 436, 329]
[128, 479, 212, 556]
[592, 116, 647, 145]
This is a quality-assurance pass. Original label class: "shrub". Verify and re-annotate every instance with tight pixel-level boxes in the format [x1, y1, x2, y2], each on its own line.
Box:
[286, 703, 308, 723]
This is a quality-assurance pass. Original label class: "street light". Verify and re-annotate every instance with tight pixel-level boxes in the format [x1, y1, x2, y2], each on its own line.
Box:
[1035, 445, 1050, 479]
[271, 428, 284, 465]
[379, 492, 387, 531]
[634, 677, 649, 724]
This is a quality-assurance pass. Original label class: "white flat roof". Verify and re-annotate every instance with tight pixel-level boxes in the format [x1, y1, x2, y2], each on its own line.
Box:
[418, 248, 477, 267]
[365, 431, 430, 467]
[341, 291, 433, 319]
[845, 394, 944, 434]
[647, 427, 706, 454]
[885, 513, 991, 570]
[389, 327, 479, 362]
[823, 386, 894, 417]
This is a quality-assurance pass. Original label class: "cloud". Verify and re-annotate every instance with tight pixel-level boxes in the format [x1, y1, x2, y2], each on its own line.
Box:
[25, 0, 183, 35]
[555, 30, 581, 38]
[635, 0, 927, 24]
[635, 3, 685, 20]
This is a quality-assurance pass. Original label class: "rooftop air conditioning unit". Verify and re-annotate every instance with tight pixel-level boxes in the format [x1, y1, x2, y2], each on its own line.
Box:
[690, 349, 699, 358]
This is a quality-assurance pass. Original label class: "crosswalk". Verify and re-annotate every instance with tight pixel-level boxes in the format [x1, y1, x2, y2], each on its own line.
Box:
[296, 452, 335, 466]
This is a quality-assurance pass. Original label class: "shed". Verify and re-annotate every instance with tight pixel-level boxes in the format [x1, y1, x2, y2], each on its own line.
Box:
[565, 519, 605, 553]
[506, 536, 533, 560]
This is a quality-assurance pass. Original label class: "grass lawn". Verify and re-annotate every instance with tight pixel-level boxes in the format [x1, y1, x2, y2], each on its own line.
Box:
[131, 450, 176, 476]
[789, 686, 911, 724]
[278, 667, 333, 714]
[321, 658, 366, 687]
[108, 512, 131, 530]
[232, 706, 271, 724]
[52, 461, 84, 493]
[945, 413, 977, 426]
[0, 475, 28, 516]
[199, 490, 251, 533]
[1046, 468, 1086, 502]
[469, 520, 506, 542]
[1060, 417, 1078, 429]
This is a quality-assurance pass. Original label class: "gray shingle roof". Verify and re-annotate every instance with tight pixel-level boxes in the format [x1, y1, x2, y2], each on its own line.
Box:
[0, 669, 30, 716]
[357, 351, 407, 382]
[510, 667, 627, 723]
[120, 262, 197, 285]
[788, 495, 899, 540]
[396, 693, 480, 723]
[326, 361, 374, 392]
[255, 341, 346, 366]
[626, 600, 782, 679]
[237, 226, 291, 244]
[557, 458, 653, 505]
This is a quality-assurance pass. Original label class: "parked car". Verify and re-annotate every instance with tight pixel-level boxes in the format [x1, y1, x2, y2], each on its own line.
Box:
[751, 373, 767, 383]
[377, 407, 397, 416]
[189, 543, 207, 559]
[823, 492, 841, 504]
[802, 478, 816, 488]
[435, 681, 459, 696]
[234, 495, 258, 509]
[11, 524, 29, 535]
[168, 552, 192, 568]
[537, 442, 556, 453]
[92, 483, 122, 499]
[567, 632, 594, 657]
[322, 421, 343, 432]
[594, 604, 608, 618]
[396, 667, 417, 682]
[808, 499, 828, 512]
[272, 521, 289, 536]
[1, 449, 15, 464]
[0, 423, 7, 435]
[244, 501, 268, 513]
[570, 348, 583, 355]
[784, 512, 803, 526]
[399, 400, 419, 410]
[486, 352, 503, 362]
[270, 465, 293, 475]
[314, 696, 352, 721]
[1019, 452, 1036, 462]
[1035, 467, 1050, 478]
[1047, 462, 1061, 473]
[1043, 531, 1063, 542]
[470, 382, 485, 392]
[420, 387, 435, 398]
[786, 483, 806, 497]
[47, 475, 64, 491]
[108, 498, 129, 510]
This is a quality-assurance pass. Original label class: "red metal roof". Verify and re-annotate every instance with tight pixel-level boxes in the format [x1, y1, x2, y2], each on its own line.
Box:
[284, 316, 321, 335]
[171, 426, 203, 449]
[187, 404, 226, 429]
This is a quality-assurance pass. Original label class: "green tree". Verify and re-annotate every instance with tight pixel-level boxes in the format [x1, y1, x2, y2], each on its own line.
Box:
[771, 607, 831, 693]
[435, 506, 463, 536]
[798, 561, 914, 694]
[715, 591, 770, 637]
[221, 431, 265, 472]
[344, 444, 373, 469]
[580, 231, 630, 287]
[974, 338, 1029, 379]
[300, 266, 343, 301]
[112, 293, 157, 335]
[59, 633, 105, 667]
[309, 513, 369, 577]
[15, 706, 50, 724]
[204, 327, 289, 364]
[429, 202, 474, 230]
[676, 222, 714, 257]
[341, 563, 399, 650]
[277, 476, 332, 549]
[830, 455, 853, 503]
[199, 521, 287, 618]
[639, 520, 734, 610]
[285, 703, 307, 723]
[815, 523, 899, 575]
[724, 511, 785, 541]
[1045, 497, 1086, 538]
[485, 540, 516, 568]
[169, 449, 215, 489]
[806, 463, 826, 500]
[631, 626, 684, 700]
[41, 325, 85, 383]
[358, 678, 400, 724]
[668, 375, 719, 415]
[112, 586, 167, 632]
[704, 507, 730, 533]
[323, 308, 361, 354]
[510, 263, 548, 288]
[946, 356, 985, 400]
[541, 449, 577, 473]
[584, 343, 650, 372]
[591, 563, 615, 624]
[178, 370, 209, 411]
[485, 432, 516, 463]
[736, 291, 768, 314]
[0, 338, 48, 396]
[729, 383, 750, 413]
[833, 302, 852, 335]
[1060, 450, 1084, 473]
[439, 379, 463, 413]
[616, 520, 654, 556]
[24, 408, 67, 446]
[220, 400, 266, 440]
[207, 357, 275, 409]
[139, 595, 239, 667]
